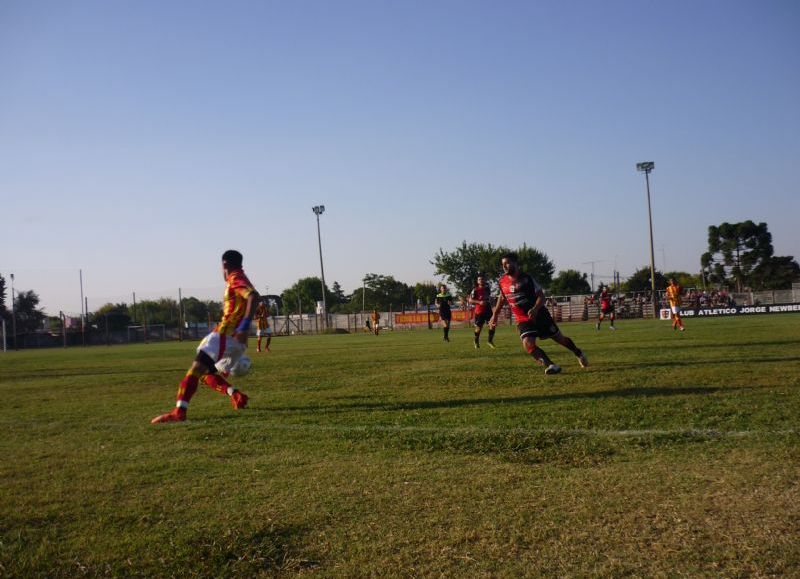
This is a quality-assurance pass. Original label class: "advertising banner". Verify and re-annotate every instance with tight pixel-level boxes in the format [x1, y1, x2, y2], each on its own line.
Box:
[663, 303, 800, 319]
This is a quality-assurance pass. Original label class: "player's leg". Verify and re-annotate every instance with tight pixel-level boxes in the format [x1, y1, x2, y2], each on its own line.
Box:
[265, 329, 272, 350]
[151, 358, 209, 423]
[523, 335, 560, 374]
[473, 320, 482, 348]
[442, 318, 451, 342]
[257, 333, 263, 352]
[551, 331, 589, 368]
[596, 312, 603, 331]
[206, 339, 249, 408]
[609, 311, 616, 330]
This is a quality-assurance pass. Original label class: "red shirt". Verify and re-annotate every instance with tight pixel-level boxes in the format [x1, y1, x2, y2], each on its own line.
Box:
[599, 290, 612, 309]
[498, 273, 542, 323]
[470, 286, 492, 315]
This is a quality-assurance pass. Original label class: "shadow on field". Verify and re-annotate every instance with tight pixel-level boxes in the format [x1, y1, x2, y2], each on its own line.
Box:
[259, 385, 750, 415]
[614, 355, 800, 370]
[192, 523, 320, 574]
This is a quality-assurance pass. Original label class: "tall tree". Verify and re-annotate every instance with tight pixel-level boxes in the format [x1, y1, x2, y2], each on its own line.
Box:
[549, 270, 591, 296]
[331, 281, 347, 306]
[622, 267, 667, 293]
[13, 290, 46, 333]
[432, 241, 554, 296]
[663, 271, 702, 289]
[281, 277, 334, 314]
[0, 274, 7, 320]
[701, 221, 774, 291]
[414, 282, 438, 306]
[748, 256, 800, 290]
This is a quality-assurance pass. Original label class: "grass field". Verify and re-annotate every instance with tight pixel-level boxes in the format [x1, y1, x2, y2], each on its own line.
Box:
[2, 315, 799, 577]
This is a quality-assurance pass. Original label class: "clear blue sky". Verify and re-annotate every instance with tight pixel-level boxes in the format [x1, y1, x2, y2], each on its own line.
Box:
[2, 0, 798, 315]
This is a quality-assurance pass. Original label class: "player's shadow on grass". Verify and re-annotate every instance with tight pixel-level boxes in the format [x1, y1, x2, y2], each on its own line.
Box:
[258, 385, 751, 415]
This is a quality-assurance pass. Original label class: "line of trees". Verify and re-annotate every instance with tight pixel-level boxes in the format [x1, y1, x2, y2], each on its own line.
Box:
[2, 221, 797, 333]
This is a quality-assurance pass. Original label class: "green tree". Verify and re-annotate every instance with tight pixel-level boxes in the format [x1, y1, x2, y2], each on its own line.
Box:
[701, 221, 774, 291]
[432, 242, 554, 296]
[181, 297, 209, 323]
[414, 282, 438, 306]
[0, 274, 7, 321]
[340, 274, 415, 313]
[549, 270, 591, 296]
[331, 281, 347, 306]
[94, 303, 132, 331]
[663, 271, 702, 289]
[14, 290, 46, 333]
[622, 267, 667, 293]
[748, 256, 800, 290]
[281, 277, 333, 314]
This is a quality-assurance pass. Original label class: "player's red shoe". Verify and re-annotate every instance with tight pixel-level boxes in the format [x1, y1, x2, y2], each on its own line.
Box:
[150, 408, 186, 424]
[231, 391, 249, 410]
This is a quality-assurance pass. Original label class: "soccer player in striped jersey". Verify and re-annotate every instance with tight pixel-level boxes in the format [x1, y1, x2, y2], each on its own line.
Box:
[468, 273, 495, 348]
[595, 285, 616, 331]
[666, 278, 686, 331]
[151, 250, 259, 423]
[255, 300, 272, 352]
[490, 252, 588, 375]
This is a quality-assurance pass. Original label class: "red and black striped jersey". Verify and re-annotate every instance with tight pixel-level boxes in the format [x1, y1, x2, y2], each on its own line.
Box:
[498, 273, 543, 323]
[470, 286, 492, 315]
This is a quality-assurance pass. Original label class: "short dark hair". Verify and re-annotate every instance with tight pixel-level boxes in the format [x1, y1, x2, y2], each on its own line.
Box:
[501, 252, 518, 263]
[222, 249, 243, 269]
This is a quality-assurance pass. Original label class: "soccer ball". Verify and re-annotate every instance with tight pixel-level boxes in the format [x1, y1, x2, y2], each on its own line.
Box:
[231, 355, 252, 377]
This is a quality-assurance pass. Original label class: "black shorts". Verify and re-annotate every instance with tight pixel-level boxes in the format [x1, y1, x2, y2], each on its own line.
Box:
[474, 310, 492, 327]
[439, 308, 451, 322]
[601, 304, 615, 315]
[517, 308, 560, 341]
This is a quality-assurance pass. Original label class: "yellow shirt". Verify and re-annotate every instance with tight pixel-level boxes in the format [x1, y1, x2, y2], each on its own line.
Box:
[215, 269, 255, 335]
[666, 284, 682, 307]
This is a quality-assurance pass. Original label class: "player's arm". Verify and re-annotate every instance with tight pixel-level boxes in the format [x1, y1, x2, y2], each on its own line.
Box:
[489, 292, 506, 327]
[528, 289, 545, 320]
[234, 289, 260, 344]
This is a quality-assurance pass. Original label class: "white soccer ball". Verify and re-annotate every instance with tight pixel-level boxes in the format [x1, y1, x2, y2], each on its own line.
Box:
[230, 355, 252, 377]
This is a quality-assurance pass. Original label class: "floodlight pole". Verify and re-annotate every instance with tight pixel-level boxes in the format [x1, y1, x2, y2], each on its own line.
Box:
[636, 162, 658, 319]
[312, 205, 327, 330]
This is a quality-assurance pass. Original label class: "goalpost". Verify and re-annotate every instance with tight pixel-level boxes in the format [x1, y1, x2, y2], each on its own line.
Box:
[127, 324, 167, 343]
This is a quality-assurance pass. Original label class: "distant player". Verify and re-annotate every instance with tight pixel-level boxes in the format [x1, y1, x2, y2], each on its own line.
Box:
[595, 285, 616, 331]
[371, 309, 381, 335]
[435, 284, 453, 342]
[490, 252, 588, 375]
[666, 278, 686, 331]
[255, 300, 272, 352]
[468, 273, 495, 348]
[151, 250, 257, 423]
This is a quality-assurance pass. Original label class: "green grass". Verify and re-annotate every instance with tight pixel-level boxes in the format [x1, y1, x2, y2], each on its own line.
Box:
[1, 315, 799, 577]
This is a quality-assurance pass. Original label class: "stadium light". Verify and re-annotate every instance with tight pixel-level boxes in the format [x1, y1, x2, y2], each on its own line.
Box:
[636, 162, 658, 319]
[312, 205, 327, 328]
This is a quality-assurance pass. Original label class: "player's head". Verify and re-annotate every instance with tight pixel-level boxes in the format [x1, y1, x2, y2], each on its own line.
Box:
[501, 252, 519, 275]
[222, 249, 243, 276]
[439, 283, 447, 292]
[668, 277, 676, 285]
[476, 273, 485, 287]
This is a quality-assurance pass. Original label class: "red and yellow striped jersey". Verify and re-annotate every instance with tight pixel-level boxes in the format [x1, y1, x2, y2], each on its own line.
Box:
[216, 268, 255, 335]
[666, 283, 683, 307]
[254, 302, 269, 329]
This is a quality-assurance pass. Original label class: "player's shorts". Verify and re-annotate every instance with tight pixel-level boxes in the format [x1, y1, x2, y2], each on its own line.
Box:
[600, 304, 615, 316]
[197, 331, 246, 372]
[517, 308, 560, 341]
[473, 310, 492, 327]
[439, 308, 452, 322]
[256, 327, 272, 337]
[670, 305, 682, 315]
